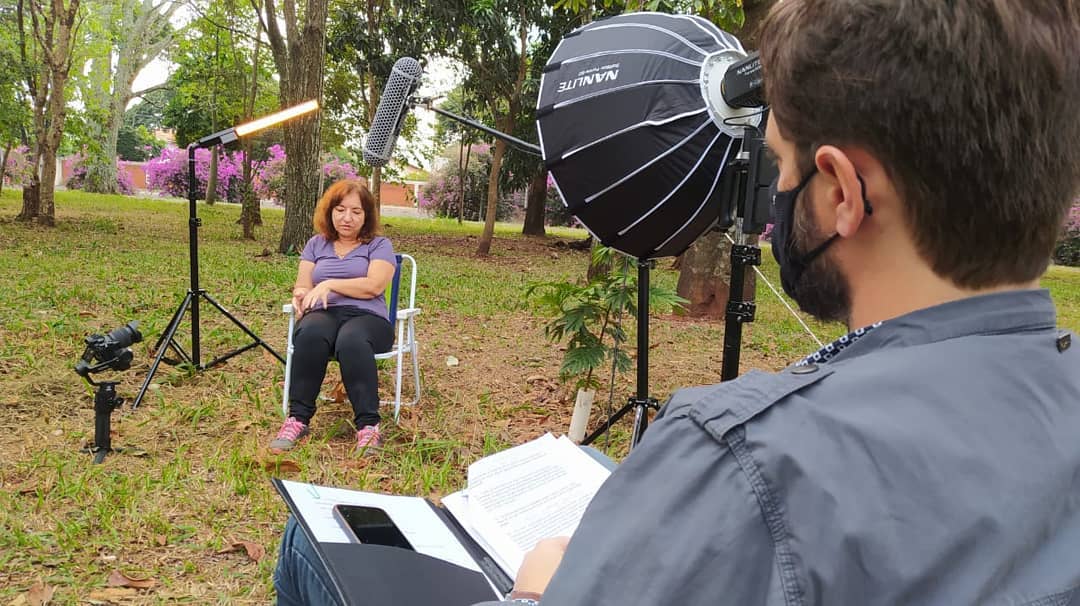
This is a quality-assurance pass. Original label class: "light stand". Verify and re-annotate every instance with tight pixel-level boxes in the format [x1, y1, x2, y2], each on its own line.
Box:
[721, 126, 775, 381]
[581, 259, 660, 449]
[132, 101, 320, 409]
[581, 126, 774, 447]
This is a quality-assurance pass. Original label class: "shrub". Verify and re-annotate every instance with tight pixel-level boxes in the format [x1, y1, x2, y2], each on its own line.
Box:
[252, 144, 286, 204]
[64, 154, 135, 195]
[3, 146, 35, 187]
[251, 146, 360, 205]
[145, 146, 245, 202]
[1053, 202, 1080, 267]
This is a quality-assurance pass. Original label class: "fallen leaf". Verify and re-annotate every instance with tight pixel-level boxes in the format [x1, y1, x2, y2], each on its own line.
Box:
[216, 540, 265, 563]
[154, 535, 168, 546]
[106, 570, 157, 589]
[87, 587, 137, 603]
[26, 580, 55, 606]
[329, 382, 347, 403]
[263, 459, 301, 473]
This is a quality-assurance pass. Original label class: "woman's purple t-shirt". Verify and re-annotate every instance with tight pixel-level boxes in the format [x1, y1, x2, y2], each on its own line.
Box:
[301, 235, 396, 321]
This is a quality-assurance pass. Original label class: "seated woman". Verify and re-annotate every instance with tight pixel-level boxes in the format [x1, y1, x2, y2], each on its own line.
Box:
[270, 179, 396, 454]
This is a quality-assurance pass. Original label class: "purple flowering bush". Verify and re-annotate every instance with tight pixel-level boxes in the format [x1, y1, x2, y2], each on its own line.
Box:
[145, 146, 245, 202]
[3, 146, 35, 186]
[252, 144, 286, 204]
[251, 146, 359, 205]
[64, 154, 136, 195]
[1054, 201, 1080, 267]
[419, 145, 520, 222]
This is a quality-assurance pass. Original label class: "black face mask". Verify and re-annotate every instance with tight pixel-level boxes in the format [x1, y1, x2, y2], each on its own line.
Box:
[769, 168, 873, 309]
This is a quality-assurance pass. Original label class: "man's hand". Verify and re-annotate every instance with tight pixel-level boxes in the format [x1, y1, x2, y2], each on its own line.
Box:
[513, 537, 570, 596]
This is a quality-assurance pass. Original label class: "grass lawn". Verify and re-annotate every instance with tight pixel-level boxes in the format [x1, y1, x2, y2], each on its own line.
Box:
[0, 189, 1076, 603]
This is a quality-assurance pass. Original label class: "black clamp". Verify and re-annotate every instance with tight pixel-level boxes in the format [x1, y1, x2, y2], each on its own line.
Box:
[726, 300, 757, 323]
[628, 396, 660, 411]
[731, 244, 761, 265]
[190, 217, 202, 227]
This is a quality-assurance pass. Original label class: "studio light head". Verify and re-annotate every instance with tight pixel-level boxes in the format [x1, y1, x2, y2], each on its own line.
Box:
[75, 321, 143, 378]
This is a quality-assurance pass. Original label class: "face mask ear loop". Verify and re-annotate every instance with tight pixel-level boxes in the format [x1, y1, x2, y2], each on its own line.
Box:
[801, 173, 874, 266]
[858, 174, 874, 216]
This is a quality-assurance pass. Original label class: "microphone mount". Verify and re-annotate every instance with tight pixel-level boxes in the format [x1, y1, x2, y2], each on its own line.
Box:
[411, 96, 541, 157]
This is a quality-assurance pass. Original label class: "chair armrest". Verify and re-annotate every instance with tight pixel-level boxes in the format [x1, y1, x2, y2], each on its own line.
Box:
[396, 307, 421, 321]
[283, 303, 294, 314]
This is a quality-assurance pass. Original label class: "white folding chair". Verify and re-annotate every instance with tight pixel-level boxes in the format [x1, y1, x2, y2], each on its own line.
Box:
[281, 253, 421, 422]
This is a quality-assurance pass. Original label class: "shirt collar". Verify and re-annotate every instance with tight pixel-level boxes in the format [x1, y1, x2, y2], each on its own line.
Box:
[796, 289, 1058, 366]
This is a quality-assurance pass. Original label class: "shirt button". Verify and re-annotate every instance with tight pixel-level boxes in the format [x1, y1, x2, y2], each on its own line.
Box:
[792, 363, 819, 374]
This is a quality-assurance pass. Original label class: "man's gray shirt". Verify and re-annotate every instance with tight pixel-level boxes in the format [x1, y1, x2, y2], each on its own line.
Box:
[480, 290, 1080, 605]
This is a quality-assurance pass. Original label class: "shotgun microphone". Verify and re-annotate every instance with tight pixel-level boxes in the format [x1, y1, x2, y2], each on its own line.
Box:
[362, 57, 423, 168]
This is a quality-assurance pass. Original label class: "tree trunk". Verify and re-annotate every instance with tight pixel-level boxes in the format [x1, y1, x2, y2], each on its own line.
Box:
[522, 169, 547, 236]
[206, 146, 219, 205]
[82, 0, 179, 195]
[587, 238, 612, 281]
[476, 136, 508, 256]
[83, 110, 120, 194]
[370, 166, 382, 211]
[456, 135, 465, 223]
[277, 114, 322, 253]
[18, 174, 40, 221]
[0, 143, 10, 195]
[674, 229, 756, 318]
[459, 142, 471, 223]
[238, 142, 261, 239]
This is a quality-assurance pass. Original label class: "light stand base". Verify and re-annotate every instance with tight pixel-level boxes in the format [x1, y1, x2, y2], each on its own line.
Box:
[132, 289, 284, 409]
[581, 396, 659, 447]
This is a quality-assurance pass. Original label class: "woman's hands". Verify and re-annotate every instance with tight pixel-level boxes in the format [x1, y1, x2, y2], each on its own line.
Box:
[300, 281, 335, 314]
[291, 287, 309, 320]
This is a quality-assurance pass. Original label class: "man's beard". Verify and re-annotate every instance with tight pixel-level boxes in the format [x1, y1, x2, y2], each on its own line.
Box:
[789, 194, 852, 326]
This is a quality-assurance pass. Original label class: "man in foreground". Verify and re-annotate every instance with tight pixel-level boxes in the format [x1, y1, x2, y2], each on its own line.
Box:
[275, 1, 1080, 603]
[484, 0, 1080, 604]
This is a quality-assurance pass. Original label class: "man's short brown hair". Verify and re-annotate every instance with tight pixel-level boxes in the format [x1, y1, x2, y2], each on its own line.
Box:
[759, 0, 1080, 287]
[313, 179, 380, 242]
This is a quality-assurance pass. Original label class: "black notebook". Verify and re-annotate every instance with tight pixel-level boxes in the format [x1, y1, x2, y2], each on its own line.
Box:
[271, 433, 611, 605]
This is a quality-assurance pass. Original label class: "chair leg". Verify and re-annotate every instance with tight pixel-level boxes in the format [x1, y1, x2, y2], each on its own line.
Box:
[394, 343, 404, 422]
[409, 320, 421, 407]
[282, 314, 295, 418]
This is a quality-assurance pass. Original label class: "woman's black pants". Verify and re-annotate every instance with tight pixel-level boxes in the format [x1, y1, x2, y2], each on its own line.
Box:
[287, 307, 393, 429]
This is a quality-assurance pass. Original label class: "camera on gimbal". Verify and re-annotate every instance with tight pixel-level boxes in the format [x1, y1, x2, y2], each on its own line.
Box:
[74, 321, 143, 464]
[75, 321, 143, 377]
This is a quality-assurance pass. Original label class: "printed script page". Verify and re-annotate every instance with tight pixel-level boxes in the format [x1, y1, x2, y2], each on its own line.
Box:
[461, 434, 611, 577]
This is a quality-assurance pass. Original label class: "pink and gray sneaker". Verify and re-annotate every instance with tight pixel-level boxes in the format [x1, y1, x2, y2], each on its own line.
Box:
[269, 417, 309, 454]
[355, 424, 382, 454]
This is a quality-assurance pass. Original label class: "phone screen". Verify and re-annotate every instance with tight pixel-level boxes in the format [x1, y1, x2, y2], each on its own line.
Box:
[332, 505, 415, 550]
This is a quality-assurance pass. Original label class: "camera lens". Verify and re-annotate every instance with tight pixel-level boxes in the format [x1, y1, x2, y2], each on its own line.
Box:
[106, 321, 143, 348]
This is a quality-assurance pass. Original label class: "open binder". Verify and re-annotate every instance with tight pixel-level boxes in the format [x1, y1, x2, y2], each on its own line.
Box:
[271, 433, 613, 605]
[273, 477, 509, 605]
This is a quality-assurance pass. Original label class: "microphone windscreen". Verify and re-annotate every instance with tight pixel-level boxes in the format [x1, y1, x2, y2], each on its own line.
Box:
[363, 57, 423, 168]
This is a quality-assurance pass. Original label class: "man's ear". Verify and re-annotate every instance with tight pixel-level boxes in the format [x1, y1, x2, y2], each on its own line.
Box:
[814, 145, 869, 238]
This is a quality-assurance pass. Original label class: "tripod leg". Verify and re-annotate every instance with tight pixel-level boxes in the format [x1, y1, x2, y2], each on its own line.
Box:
[582, 402, 636, 446]
[201, 292, 285, 365]
[133, 293, 192, 409]
[630, 403, 649, 449]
